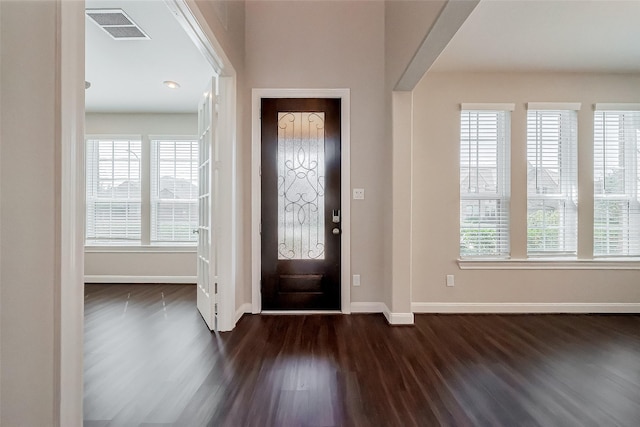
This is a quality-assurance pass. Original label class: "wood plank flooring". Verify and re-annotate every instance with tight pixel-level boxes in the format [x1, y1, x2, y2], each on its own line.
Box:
[84, 284, 640, 426]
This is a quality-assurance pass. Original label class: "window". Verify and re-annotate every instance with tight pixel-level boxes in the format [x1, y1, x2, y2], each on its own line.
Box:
[86, 138, 142, 244]
[460, 106, 512, 258]
[151, 139, 199, 244]
[526, 106, 578, 256]
[86, 136, 198, 246]
[594, 108, 640, 256]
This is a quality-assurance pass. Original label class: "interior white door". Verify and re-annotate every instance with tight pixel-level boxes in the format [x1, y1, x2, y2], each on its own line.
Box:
[197, 77, 218, 331]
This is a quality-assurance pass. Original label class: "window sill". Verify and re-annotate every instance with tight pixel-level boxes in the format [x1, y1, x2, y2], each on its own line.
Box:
[85, 245, 196, 254]
[458, 258, 640, 270]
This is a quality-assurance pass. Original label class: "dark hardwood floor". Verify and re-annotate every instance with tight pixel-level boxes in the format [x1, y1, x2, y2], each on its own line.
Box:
[84, 284, 640, 426]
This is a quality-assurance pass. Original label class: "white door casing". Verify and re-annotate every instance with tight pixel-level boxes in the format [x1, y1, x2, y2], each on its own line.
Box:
[251, 88, 351, 314]
[215, 76, 237, 331]
[55, 0, 238, 423]
[170, 0, 237, 332]
[196, 76, 237, 332]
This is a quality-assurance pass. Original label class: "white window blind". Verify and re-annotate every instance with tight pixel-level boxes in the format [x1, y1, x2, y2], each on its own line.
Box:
[526, 109, 578, 255]
[86, 138, 142, 243]
[460, 110, 511, 258]
[594, 110, 640, 256]
[151, 139, 199, 244]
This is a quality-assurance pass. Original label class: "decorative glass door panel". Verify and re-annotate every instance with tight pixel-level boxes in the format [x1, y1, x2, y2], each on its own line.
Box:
[277, 112, 326, 260]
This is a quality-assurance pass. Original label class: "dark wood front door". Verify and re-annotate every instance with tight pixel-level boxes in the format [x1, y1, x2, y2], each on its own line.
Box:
[261, 98, 341, 310]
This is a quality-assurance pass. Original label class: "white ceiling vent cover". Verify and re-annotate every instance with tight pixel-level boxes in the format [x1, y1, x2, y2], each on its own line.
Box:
[86, 9, 150, 40]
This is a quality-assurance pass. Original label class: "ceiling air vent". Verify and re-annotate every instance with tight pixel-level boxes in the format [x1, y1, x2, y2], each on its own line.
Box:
[86, 9, 150, 40]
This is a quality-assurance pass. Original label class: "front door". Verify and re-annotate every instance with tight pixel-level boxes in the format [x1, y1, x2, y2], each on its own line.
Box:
[261, 98, 341, 310]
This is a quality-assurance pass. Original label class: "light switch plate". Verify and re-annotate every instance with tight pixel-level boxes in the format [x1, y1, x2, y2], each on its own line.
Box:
[353, 274, 361, 287]
[353, 188, 365, 200]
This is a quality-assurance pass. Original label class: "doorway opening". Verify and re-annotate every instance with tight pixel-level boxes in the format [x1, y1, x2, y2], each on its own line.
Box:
[59, 0, 238, 422]
[84, 0, 233, 332]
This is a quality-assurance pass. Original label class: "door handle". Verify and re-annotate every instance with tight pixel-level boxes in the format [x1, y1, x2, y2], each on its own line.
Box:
[332, 227, 340, 235]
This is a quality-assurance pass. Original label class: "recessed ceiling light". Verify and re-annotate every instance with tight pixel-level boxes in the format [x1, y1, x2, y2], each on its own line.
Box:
[163, 80, 181, 89]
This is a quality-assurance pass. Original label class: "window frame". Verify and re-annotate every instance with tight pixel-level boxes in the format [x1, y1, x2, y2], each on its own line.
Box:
[85, 135, 143, 245]
[85, 134, 199, 249]
[593, 107, 640, 257]
[459, 104, 513, 259]
[458, 102, 640, 269]
[150, 135, 200, 246]
[526, 104, 579, 257]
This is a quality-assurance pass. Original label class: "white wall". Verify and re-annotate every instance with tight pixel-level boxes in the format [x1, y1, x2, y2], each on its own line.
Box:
[85, 112, 197, 135]
[84, 113, 198, 282]
[1, 1, 58, 424]
[194, 0, 245, 74]
[244, 0, 387, 305]
[85, 251, 196, 280]
[412, 72, 640, 307]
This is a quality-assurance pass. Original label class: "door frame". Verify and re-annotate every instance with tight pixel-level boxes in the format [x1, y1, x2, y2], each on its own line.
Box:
[153, 1, 239, 332]
[57, 0, 238, 423]
[251, 89, 351, 314]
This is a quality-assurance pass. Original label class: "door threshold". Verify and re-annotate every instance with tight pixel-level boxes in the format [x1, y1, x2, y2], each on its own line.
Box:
[261, 310, 342, 315]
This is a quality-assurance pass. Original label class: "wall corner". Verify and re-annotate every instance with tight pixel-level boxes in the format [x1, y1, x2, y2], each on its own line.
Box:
[390, 91, 414, 316]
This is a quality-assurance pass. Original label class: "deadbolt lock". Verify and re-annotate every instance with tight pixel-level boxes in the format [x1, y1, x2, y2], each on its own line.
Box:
[332, 209, 341, 223]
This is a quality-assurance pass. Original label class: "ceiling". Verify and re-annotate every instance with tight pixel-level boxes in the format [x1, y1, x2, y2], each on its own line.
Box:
[86, 0, 640, 113]
[85, 0, 214, 113]
[431, 0, 640, 73]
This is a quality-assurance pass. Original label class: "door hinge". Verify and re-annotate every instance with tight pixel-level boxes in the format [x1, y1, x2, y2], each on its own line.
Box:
[259, 222, 262, 235]
[259, 166, 262, 177]
[215, 282, 218, 295]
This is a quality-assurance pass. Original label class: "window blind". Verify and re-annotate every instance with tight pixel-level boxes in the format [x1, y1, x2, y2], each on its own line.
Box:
[150, 139, 199, 244]
[86, 138, 142, 243]
[526, 109, 578, 255]
[460, 110, 510, 258]
[594, 110, 640, 256]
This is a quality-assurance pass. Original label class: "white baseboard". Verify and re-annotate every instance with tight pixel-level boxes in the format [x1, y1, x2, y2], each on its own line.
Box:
[383, 303, 415, 325]
[261, 310, 341, 315]
[235, 303, 252, 324]
[350, 302, 415, 324]
[84, 275, 197, 284]
[350, 302, 385, 313]
[412, 302, 640, 314]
